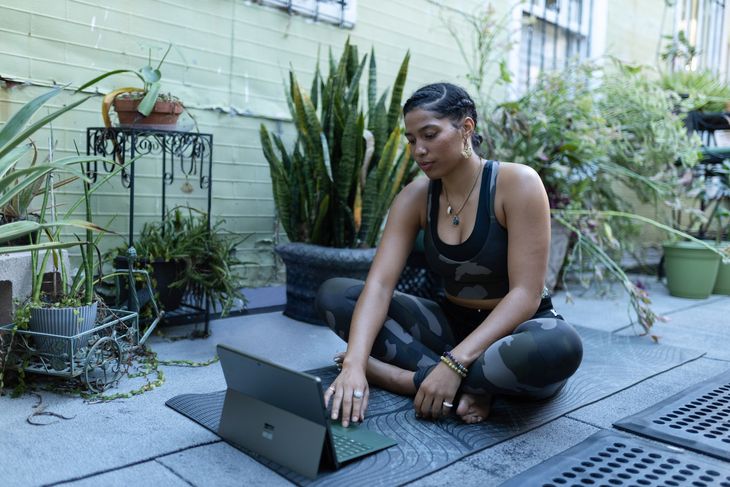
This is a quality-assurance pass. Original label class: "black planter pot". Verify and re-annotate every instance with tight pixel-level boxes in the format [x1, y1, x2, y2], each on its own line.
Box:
[113, 256, 187, 310]
[275, 243, 376, 325]
[150, 260, 187, 309]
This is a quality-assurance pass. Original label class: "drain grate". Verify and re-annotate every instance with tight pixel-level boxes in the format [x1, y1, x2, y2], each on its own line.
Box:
[614, 369, 730, 461]
[501, 430, 730, 487]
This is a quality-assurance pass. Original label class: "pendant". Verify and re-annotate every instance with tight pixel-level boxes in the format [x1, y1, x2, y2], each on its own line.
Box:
[447, 205, 453, 215]
[452, 215, 460, 226]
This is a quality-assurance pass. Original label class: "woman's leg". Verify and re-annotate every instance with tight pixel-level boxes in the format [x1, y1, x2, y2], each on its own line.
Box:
[315, 277, 457, 372]
[461, 315, 583, 399]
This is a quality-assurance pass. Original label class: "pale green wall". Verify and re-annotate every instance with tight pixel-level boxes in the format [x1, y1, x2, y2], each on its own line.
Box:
[0, 0, 484, 285]
[604, 0, 670, 67]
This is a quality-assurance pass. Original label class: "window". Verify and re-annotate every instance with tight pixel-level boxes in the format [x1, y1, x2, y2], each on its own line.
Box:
[254, 0, 357, 28]
[671, 0, 727, 74]
[517, 0, 595, 90]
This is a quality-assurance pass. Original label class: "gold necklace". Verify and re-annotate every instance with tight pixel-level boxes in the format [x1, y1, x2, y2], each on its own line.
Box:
[442, 161, 483, 226]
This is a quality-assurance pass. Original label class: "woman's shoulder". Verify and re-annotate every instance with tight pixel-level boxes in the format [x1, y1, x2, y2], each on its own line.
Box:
[492, 161, 547, 222]
[390, 176, 430, 226]
[398, 175, 430, 201]
[494, 161, 543, 189]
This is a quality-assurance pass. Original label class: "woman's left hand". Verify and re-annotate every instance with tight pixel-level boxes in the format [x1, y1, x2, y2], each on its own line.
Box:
[414, 362, 462, 419]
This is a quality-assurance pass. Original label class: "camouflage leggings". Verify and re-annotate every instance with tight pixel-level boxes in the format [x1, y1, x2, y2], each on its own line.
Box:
[315, 278, 583, 399]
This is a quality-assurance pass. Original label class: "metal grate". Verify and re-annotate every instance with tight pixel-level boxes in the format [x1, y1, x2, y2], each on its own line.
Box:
[502, 430, 730, 487]
[615, 369, 730, 461]
[253, 0, 355, 28]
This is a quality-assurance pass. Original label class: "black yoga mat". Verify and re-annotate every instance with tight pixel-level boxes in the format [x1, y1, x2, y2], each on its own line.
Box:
[166, 326, 703, 486]
[501, 429, 730, 486]
[615, 368, 730, 461]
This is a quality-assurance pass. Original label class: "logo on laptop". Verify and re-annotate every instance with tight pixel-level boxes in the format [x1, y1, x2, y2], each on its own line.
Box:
[262, 422, 275, 440]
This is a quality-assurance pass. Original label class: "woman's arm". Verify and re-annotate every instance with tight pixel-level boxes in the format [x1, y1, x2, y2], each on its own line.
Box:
[326, 178, 427, 426]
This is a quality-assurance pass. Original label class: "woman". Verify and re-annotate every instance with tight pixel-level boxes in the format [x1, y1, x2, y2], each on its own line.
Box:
[315, 83, 582, 427]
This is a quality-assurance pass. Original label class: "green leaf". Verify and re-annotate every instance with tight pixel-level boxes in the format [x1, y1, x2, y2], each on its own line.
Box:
[140, 65, 162, 84]
[0, 240, 79, 255]
[336, 108, 361, 201]
[0, 94, 92, 161]
[0, 143, 32, 180]
[367, 48, 377, 112]
[386, 51, 410, 133]
[137, 82, 161, 116]
[0, 89, 63, 150]
[76, 69, 142, 93]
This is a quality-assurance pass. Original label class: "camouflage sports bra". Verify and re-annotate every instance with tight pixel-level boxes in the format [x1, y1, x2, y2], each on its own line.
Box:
[423, 160, 510, 300]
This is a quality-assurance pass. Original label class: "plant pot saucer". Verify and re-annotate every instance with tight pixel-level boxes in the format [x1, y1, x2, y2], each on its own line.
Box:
[115, 123, 187, 132]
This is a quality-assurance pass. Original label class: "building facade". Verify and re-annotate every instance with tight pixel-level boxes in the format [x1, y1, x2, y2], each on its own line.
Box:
[0, 0, 728, 284]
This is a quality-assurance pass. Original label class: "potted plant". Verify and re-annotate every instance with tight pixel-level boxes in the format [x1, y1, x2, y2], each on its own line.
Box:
[22, 178, 104, 355]
[0, 83, 127, 395]
[259, 39, 417, 324]
[0, 88, 104, 254]
[110, 207, 247, 317]
[659, 110, 730, 298]
[78, 44, 184, 129]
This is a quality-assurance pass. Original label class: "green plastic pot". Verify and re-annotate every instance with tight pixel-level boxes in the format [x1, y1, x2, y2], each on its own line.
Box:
[713, 244, 730, 295]
[663, 241, 721, 299]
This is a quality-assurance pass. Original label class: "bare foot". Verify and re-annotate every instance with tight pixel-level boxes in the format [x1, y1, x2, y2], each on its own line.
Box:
[333, 352, 416, 395]
[455, 393, 493, 424]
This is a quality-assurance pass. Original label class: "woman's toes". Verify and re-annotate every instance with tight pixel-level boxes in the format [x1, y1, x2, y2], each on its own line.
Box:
[457, 393, 492, 424]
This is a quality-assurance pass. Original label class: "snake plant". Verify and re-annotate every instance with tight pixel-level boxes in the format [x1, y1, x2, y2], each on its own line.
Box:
[260, 40, 417, 248]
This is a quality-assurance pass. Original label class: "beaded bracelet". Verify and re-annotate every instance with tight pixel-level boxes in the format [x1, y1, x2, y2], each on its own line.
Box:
[443, 351, 469, 376]
[440, 356, 466, 378]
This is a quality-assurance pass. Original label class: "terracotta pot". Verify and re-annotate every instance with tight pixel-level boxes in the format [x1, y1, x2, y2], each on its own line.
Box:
[113, 97, 183, 129]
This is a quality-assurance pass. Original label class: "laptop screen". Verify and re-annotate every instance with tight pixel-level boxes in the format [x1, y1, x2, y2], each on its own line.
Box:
[217, 343, 329, 425]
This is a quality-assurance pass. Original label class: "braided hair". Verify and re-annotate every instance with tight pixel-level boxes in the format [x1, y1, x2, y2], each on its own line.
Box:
[402, 83, 483, 149]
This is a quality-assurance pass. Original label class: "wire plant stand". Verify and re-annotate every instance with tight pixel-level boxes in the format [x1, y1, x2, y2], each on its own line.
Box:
[0, 252, 163, 393]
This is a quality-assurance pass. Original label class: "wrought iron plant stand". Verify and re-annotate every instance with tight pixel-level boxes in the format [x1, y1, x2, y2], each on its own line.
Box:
[86, 127, 214, 336]
[0, 250, 163, 393]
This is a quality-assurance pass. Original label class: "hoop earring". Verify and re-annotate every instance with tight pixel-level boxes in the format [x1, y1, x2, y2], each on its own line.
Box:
[461, 140, 473, 159]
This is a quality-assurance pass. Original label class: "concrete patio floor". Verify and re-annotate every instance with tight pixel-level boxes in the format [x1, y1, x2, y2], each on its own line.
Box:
[1, 275, 729, 486]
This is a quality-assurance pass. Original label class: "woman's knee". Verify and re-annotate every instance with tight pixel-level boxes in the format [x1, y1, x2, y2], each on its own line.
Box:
[512, 317, 583, 379]
[315, 277, 364, 334]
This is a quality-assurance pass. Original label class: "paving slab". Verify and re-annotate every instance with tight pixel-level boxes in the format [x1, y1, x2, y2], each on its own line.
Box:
[0, 363, 223, 486]
[151, 311, 344, 370]
[553, 276, 727, 333]
[406, 417, 599, 487]
[57, 460, 191, 487]
[157, 440, 293, 487]
[615, 297, 730, 360]
[567, 356, 730, 429]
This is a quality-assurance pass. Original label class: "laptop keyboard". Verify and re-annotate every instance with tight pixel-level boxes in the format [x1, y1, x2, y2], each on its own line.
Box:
[332, 432, 372, 458]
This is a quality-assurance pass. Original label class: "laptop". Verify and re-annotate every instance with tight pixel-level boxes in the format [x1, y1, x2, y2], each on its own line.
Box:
[216, 343, 397, 479]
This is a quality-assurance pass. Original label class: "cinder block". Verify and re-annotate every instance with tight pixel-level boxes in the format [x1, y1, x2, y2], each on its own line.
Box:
[0, 251, 72, 322]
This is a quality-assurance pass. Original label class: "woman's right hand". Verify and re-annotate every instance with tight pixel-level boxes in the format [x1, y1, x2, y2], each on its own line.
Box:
[323, 359, 369, 428]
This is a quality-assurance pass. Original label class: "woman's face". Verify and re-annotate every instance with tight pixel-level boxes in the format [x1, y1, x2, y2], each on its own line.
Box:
[404, 108, 469, 179]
